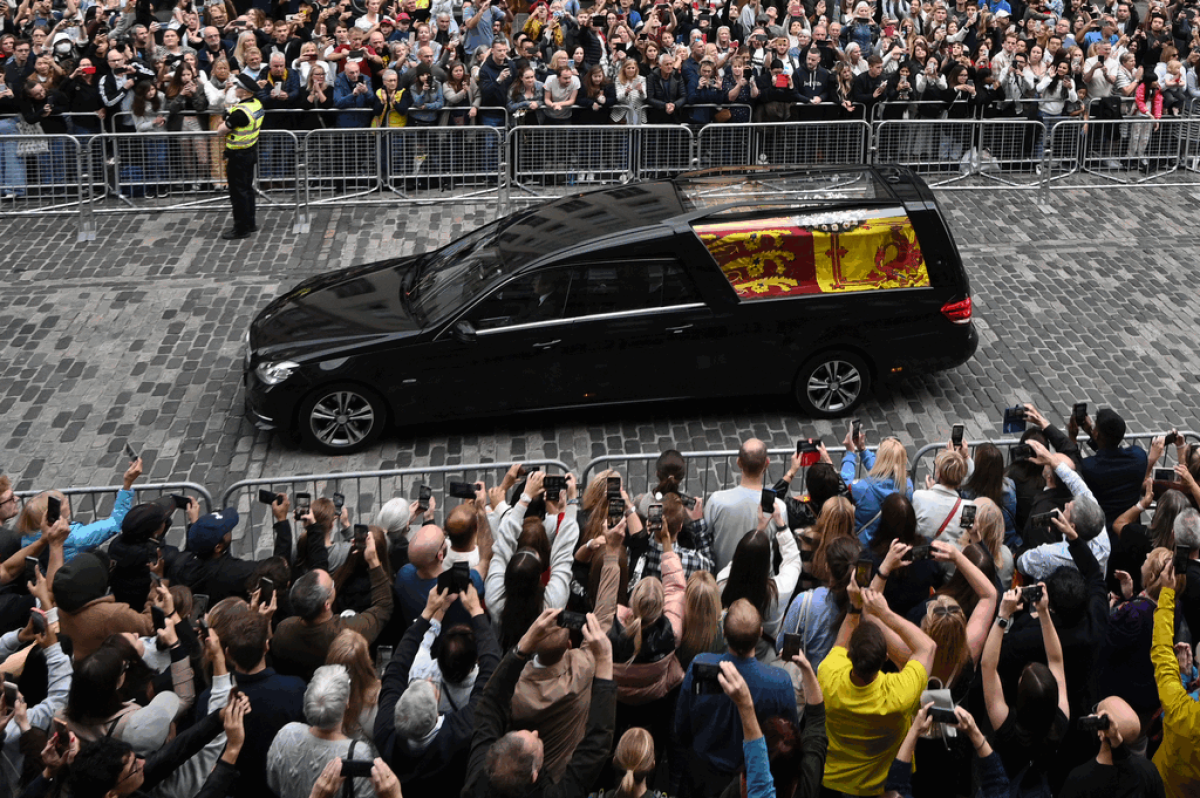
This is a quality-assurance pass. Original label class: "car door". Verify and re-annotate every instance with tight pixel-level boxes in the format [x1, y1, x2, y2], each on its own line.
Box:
[417, 265, 581, 417]
[561, 257, 727, 404]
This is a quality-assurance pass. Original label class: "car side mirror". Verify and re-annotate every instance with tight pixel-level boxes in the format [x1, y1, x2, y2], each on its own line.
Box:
[452, 319, 477, 342]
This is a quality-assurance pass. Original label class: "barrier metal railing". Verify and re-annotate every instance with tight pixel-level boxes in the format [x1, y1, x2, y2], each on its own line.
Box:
[12, 482, 215, 551]
[1046, 116, 1192, 188]
[508, 123, 694, 194]
[219, 460, 571, 557]
[873, 117, 1049, 190]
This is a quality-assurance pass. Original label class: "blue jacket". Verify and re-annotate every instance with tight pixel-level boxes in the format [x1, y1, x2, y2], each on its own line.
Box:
[400, 83, 445, 124]
[22, 488, 133, 562]
[1081, 444, 1148, 529]
[333, 72, 374, 128]
[684, 72, 725, 124]
[840, 451, 914, 545]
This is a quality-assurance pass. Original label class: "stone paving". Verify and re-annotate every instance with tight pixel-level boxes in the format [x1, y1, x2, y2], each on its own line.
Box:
[4, 184, 1200, 518]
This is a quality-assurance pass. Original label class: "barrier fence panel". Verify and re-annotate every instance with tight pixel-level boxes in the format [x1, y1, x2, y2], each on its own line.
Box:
[220, 460, 571, 557]
[509, 123, 640, 191]
[0, 134, 83, 212]
[632, 124, 697, 181]
[695, 118, 753, 169]
[580, 447, 863, 503]
[1050, 117, 1190, 187]
[748, 120, 872, 167]
[873, 118, 1048, 189]
[379, 125, 505, 202]
[13, 483, 214, 552]
[302, 127, 383, 204]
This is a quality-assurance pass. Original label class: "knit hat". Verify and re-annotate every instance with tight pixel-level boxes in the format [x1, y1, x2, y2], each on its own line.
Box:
[120, 691, 182, 756]
[51, 553, 109, 614]
[187, 508, 239, 556]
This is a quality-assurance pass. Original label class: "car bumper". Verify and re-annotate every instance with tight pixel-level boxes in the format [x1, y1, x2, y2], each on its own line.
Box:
[881, 321, 979, 378]
[243, 368, 291, 432]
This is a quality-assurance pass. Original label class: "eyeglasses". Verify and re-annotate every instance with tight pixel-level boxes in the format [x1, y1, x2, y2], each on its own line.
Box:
[0, 495, 15, 508]
[930, 604, 963, 618]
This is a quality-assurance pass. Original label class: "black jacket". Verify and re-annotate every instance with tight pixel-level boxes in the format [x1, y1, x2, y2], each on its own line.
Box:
[376, 613, 501, 798]
[647, 70, 686, 121]
[167, 520, 292, 604]
[462, 648, 617, 798]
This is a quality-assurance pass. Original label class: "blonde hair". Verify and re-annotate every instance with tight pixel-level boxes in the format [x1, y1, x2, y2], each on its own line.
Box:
[16, 490, 66, 537]
[921, 595, 969, 685]
[869, 439, 909, 488]
[810, 497, 856, 582]
[679, 571, 721, 665]
[325, 629, 381, 737]
[623, 577, 665, 663]
[582, 469, 619, 516]
[934, 450, 968, 488]
[971, 497, 1005, 570]
[613, 727, 655, 796]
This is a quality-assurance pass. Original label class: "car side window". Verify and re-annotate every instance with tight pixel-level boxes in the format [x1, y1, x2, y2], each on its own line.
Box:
[465, 269, 574, 331]
[564, 260, 701, 320]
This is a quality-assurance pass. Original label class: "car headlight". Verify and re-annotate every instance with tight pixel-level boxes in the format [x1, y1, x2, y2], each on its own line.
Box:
[256, 360, 300, 386]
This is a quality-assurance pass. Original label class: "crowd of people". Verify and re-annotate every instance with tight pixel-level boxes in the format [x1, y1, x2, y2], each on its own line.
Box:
[0, 401, 1197, 797]
[3, 0, 1200, 194]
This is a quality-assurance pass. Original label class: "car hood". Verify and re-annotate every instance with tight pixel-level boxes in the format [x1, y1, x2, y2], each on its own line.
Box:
[251, 257, 422, 359]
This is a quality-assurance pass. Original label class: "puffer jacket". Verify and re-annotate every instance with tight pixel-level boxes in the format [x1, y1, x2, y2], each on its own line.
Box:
[610, 550, 685, 705]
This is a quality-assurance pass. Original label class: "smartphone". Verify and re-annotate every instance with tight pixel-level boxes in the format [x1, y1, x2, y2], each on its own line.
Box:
[1156, 468, 1178, 482]
[1176, 545, 1191, 575]
[556, 610, 587, 630]
[1165, 430, 1180, 447]
[259, 577, 275, 606]
[332, 492, 345, 514]
[760, 488, 777, 515]
[854, 558, 873, 588]
[151, 605, 167, 631]
[853, 418, 863, 438]
[197, 618, 210, 639]
[909, 544, 933, 561]
[1078, 714, 1110, 732]
[647, 503, 664, 531]
[149, 569, 162, 584]
[607, 476, 622, 496]
[258, 489, 278, 505]
[1011, 443, 1034, 460]
[797, 439, 819, 467]
[608, 496, 625, 526]
[543, 475, 567, 501]
[124, 442, 140, 461]
[376, 645, 394, 678]
[1021, 584, 1044, 604]
[52, 718, 68, 755]
[959, 504, 977, 529]
[24, 557, 38, 587]
[928, 706, 959, 724]
[417, 485, 432, 513]
[30, 608, 46, 634]
[437, 561, 470, 594]
[342, 759, 375, 778]
[294, 492, 311, 521]
[774, 73, 788, 87]
[353, 524, 369, 549]
[780, 632, 802, 661]
[2, 683, 17, 708]
[1030, 510, 1058, 528]
[1003, 405, 1027, 434]
[951, 423, 964, 447]
[171, 494, 190, 511]
[1073, 402, 1087, 424]
[678, 492, 697, 510]
[192, 593, 210, 621]
[691, 661, 723, 695]
[45, 496, 61, 526]
[448, 481, 476, 499]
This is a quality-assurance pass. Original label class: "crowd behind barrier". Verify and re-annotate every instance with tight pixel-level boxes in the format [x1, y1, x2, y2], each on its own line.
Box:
[5, 403, 1200, 798]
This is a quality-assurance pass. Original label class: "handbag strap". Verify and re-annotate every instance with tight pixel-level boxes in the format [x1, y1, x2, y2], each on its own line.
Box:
[343, 740, 358, 798]
[934, 498, 963, 539]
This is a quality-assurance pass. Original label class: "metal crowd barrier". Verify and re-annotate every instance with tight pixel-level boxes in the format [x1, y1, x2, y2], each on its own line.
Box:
[579, 446, 863, 501]
[873, 117, 1048, 190]
[907, 431, 1200, 483]
[1045, 116, 1191, 187]
[12, 482, 214, 551]
[508, 123, 694, 194]
[219, 459, 571, 557]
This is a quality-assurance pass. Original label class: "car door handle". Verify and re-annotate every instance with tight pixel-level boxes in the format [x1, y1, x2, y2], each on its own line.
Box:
[666, 324, 693, 334]
[533, 339, 561, 349]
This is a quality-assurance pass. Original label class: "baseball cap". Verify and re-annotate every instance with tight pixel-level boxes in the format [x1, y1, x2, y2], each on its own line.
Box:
[187, 508, 239, 556]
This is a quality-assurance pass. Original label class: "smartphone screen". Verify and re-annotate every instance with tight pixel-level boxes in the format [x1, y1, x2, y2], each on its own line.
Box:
[24, 557, 38, 586]
[854, 559, 873, 587]
[259, 577, 275, 605]
[951, 424, 964, 446]
[417, 485, 432, 512]
[781, 632, 802, 661]
[1073, 402, 1087, 424]
[959, 504, 977, 528]
[647, 504, 663, 528]
[45, 496, 61, 525]
[607, 476, 621, 496]
[760, 488, 776, 514]
[294, 492, 311, 521]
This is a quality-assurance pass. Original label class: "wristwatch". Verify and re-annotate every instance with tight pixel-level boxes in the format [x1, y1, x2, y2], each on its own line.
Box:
[995, 616, 1011, 634]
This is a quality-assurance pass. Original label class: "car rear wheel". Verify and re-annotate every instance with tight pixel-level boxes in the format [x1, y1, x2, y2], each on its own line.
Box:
[794, 351, 871, 418]
[298, 383, 387, 454]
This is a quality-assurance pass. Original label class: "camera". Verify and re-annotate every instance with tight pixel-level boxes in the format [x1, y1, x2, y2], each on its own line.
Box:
[1156, 467, 1177, 482]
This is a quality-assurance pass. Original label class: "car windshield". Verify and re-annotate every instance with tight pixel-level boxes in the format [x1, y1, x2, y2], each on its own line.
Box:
[406, 218, 512, 327]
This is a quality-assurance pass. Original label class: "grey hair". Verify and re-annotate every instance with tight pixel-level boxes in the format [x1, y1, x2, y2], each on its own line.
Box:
[270, 52, 285, 63]
[658, 53, 674, 65]
[1175, 508, 1200, 551]
[304, 665, 352, 731]
[381, 68, 398, 81]
[394, 679, 439, 740]
[1071, 495, 1105, 542]
[290, 569, 333, 621]
[376, 497, 412, 534]
[437, 11, 451, 19]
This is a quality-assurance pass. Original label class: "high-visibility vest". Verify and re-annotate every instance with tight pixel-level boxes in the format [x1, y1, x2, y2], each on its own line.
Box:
[225, 98, 264, 150]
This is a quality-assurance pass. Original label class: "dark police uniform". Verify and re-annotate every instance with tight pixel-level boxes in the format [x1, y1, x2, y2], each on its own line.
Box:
[222, 82, 264, 239]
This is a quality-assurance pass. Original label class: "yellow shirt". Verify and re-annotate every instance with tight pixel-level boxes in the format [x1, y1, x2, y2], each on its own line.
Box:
[818, 646, 927, 796]
[1152, 588, 1200, 798]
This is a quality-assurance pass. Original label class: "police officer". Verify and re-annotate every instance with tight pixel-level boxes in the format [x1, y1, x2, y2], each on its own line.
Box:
[216, 73, 264, 240]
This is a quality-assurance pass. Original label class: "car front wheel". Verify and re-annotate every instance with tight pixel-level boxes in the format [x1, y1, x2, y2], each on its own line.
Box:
[794, 351, 871, 418]
[298, 383, 387, 454]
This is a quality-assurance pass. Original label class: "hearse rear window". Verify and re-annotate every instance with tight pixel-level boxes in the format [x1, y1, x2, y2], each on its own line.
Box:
[693, 209, 931, 302]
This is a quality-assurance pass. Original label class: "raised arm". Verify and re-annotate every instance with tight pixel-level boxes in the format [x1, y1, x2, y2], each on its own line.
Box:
[983, 588, 1020, 730]
[933, 540, 997, 662]
[1031, 582, 1069, 718]
[861, 587, 936, 675]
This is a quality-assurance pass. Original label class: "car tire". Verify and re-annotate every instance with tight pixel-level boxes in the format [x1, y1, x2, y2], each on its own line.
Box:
[298, 383, 387, 455]
[794, 351, 871, 418]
